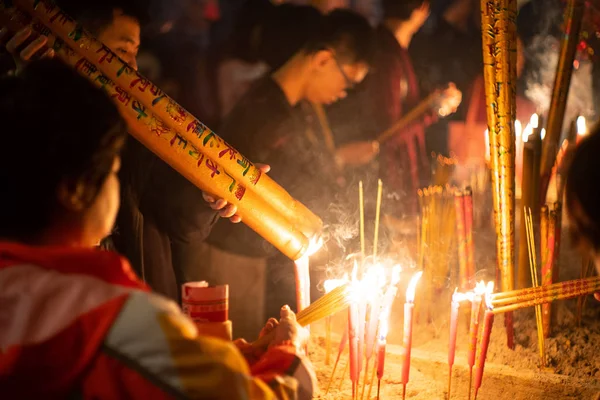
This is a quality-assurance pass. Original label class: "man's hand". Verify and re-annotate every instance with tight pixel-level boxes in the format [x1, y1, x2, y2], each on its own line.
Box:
[335, 141, 380, 167]
[271, 305, 309, 353]
[437, 83, 462, 117]
[1, 27, 55, 73]
[202, 163, 270, 223]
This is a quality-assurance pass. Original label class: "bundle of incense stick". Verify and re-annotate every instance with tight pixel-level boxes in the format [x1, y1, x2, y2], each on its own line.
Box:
[524, 207, 546, 365]
[576, 255, 595, 326]
[418, 185, 457, 317]
[0, 0, 323, 261]
[431, 153, 457, 186]
[540, 0, 585, 199]
[252, 284, 352, 350]
[376, 90, 443, 144]
[455, 188, 475, 291]
[490, 276, 600, 314]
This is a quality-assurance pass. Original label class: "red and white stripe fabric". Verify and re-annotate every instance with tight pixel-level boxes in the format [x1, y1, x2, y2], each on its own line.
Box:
[0, 242, 316, 399]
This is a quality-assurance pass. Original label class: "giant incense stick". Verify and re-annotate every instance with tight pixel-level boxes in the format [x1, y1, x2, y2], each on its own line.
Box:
[0, 0, 322, 261]
[480, 0, 518, 349]
[540, 0, 585, 199]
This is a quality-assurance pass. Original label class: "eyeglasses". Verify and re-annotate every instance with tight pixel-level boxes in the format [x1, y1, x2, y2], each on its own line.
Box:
[332, 54, 355, 91]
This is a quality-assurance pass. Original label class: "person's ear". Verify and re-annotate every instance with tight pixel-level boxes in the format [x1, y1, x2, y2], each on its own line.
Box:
[57, 179, 86, 212]
[311, 49, 333, 70]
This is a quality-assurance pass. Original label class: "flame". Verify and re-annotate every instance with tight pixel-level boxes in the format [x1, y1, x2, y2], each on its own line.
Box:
[484, 281, 495, 310]
[378, 316, 389, 340]
[306, 236, 324, 257]
[324, 276, 349, 294]
[541, 128, 546, 140]
[405, 271, 423, 303]
[577, 116, 587, 136]
[515, 120, 522, 141]
[530, 113, 539, 129]
[522, 124, 533, 143]
[452, 289, 471, 303]
[474, 280, 487, 296]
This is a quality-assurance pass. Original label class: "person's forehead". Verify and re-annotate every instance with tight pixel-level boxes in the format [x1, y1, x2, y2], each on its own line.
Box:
[100, 15, 141, 46]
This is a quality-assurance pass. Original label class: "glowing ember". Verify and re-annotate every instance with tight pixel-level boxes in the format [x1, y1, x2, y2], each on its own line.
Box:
[406, 271, 424, 303]
[577, 116, 587, 136]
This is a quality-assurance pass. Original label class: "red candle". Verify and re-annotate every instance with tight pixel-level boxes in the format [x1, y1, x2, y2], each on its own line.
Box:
[468, 294, 483, 368]
[448, 295, 460, 369]
[401, 302, 414, 384]
[358, 296, 367, 379]
[474, 309, 494, 398]
[294, 256, 310, 312]
[401, 271, 422, 385]
[376, 337, 386, 379]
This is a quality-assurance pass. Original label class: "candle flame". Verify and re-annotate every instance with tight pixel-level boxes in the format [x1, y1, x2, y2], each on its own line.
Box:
[378, 316, 389, 340]
[306, 236, 324, 257]
[577, 116, 587, 136]
[541, 128, 546, 140]
[474, 280, 487, 296]
[530, 113, 539, 129]
[452, 289, 471, 303]
[484, 281, 495, 310]
[515, 120, 522, 141]
[405, 271, 423, 303]
[522, 124, 533, 143]
[324, 276, 349, 294]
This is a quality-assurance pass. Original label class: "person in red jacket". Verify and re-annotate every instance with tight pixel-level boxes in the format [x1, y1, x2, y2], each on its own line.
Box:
[0, 59, 315, 399]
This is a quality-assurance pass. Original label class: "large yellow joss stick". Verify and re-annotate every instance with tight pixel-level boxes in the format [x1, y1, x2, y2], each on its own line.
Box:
[0, 3, 314, 260]
[480, 0, 517, 348]
[540, 0, 585, 200]
[12, 0, 323, 243]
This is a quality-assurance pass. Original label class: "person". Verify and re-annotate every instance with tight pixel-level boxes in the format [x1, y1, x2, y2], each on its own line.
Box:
[1, 0, 244, 302]
[327, 0, 462, 216]
[409, 0, 482, 157]
[0, 59, 315, 399]
[566, 124, 600, 275]
[203, 8, 378, 338]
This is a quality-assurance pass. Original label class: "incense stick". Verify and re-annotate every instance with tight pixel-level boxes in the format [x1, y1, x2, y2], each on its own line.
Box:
[525, 208, 546, 366]
[491, 276, 600, 304]
[252, 284, 351, 349]
[360, 181, 366, 260]
[373, 179, 383, 261]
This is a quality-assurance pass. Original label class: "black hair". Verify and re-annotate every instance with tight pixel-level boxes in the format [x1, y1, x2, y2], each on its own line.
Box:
[0, 59, 127, 241]
[225, 0, 276, 63]
[260, 4, 322, 70]
[55, 0, 149, 35]
[382, 0, 428, 21]
[566, 122, 600, 250]
[303, 9, 375, 66]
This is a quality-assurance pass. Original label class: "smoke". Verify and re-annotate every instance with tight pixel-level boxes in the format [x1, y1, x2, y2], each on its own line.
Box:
[524, 31, 596, 136]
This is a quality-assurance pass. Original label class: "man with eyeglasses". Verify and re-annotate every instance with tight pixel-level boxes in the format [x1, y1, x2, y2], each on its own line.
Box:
[198, 8, 377, 338]
[328, 0, 462, 217]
